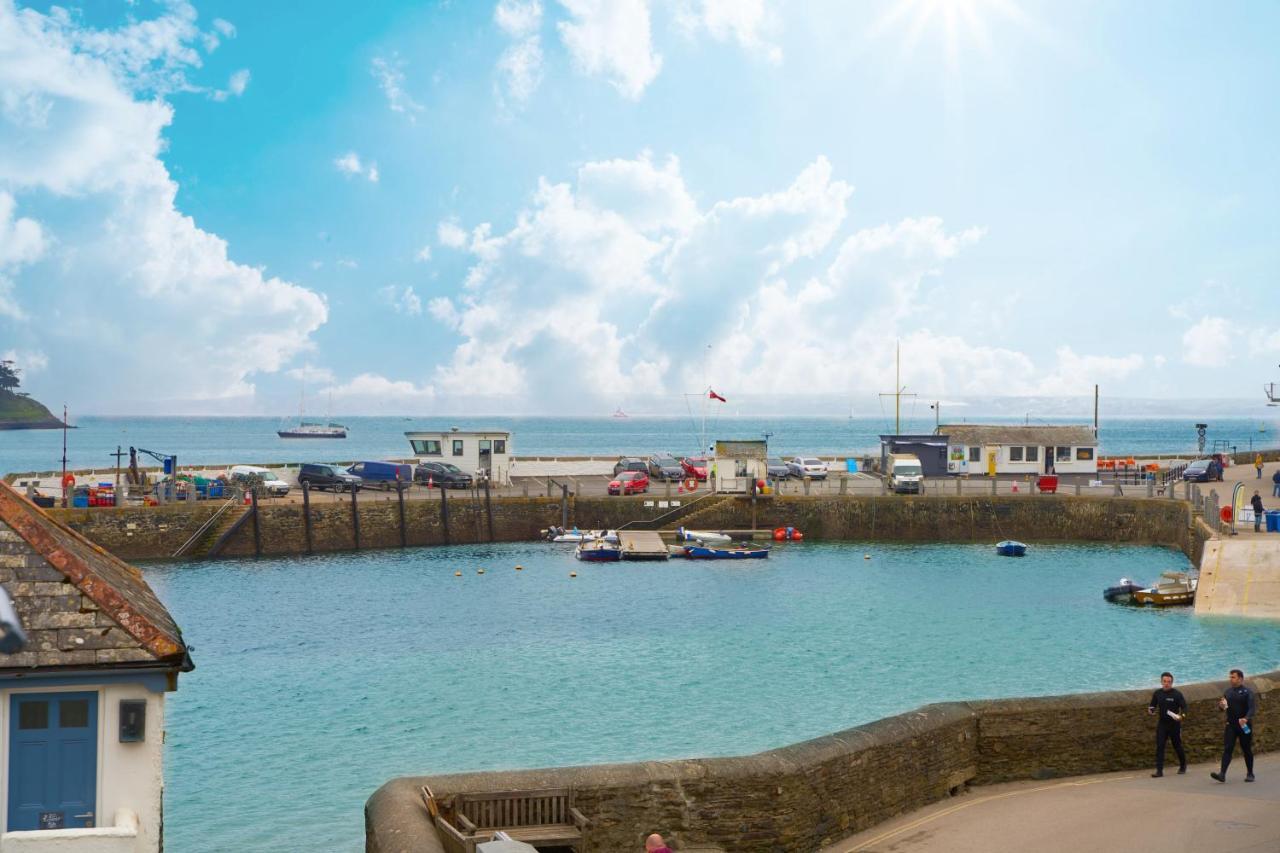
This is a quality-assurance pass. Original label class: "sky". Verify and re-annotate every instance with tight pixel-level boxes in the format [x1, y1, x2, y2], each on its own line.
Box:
[0, 0, 1278, 416]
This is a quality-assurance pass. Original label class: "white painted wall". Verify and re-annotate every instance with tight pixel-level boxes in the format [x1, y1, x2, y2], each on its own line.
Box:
[407, 432, 512, 484]
[0, 683, 166, 853]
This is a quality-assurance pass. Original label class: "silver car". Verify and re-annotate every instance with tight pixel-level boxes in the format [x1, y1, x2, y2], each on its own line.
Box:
[787, 457, 829, 480]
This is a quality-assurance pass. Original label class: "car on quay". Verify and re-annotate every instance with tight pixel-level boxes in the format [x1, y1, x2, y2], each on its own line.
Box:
[414, 461, 473, 489]
[346, 461, 413, 490]
[647, 454, 684, 481]
[680, 456, 709, 481]
[297, 463, 362, 492]
[229, 465, 292, 497]
[613, 457, 649, 476]
[787, 457, 829, 480]
[608, 470, 649, 495]
[1181, 458, 1224, 482]
[766, 457, 791, 480]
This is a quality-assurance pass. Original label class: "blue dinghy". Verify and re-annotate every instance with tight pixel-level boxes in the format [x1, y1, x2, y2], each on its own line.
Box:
[575, 539, 621, 562]
[996, 540, 1027, 557]
[685, 545, 769, 560]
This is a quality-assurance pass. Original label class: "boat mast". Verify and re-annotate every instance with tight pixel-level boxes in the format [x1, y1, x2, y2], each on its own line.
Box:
[878, 340, 915, 435]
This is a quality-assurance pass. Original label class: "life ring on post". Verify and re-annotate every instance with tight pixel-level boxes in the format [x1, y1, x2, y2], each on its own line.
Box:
[61, 473, 76, 489]
[1220, 506, 1233, 523]
[683, 477, 698, 492]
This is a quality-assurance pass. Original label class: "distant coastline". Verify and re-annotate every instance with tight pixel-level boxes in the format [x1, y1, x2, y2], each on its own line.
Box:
[0, 391, 67, 430]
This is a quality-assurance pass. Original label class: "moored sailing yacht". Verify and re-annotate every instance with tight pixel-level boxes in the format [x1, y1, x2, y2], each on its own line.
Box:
[278, 388, 347, 438]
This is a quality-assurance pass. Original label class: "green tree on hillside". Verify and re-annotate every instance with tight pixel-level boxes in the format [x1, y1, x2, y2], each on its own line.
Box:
[0, 360, 23, 394]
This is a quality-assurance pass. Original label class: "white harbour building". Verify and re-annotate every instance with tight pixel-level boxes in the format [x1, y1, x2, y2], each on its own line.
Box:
[405, 429, 513, 484]
[940, 424, 1099, 476]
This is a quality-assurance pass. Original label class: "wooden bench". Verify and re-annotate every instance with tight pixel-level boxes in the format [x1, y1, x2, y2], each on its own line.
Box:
[422, 786, 588, 853]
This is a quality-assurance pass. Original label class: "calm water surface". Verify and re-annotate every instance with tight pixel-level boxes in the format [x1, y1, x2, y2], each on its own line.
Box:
[145, 542, 1279, 852]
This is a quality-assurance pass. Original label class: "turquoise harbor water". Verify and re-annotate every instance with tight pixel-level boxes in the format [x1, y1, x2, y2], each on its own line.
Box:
[146, 542, 1279, 852]
[3, 415, 1278, 474]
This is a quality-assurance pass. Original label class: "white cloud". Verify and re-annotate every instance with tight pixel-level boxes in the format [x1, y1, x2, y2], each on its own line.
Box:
[212, 19, 236, 38]
[415, 245, 432, 262]
[0, 191, 47, 320]
[210, 67, 250, 101]
[228, 68, 250, 96]
[423, 152, 1152, 410]
[494, 0, 544, 107]
[333, 151, 378, 182]
[675, 0, 782, 63]
[320, 372, 436, 411]
[1, 349, 48, 375]
[379, 285, 423, 316]
[0, 2, 327, 407]
[1182, 316, 1233, 367]
[285, 364, 335, 384]
[437, 220, 469, 248]
[557, 0, 662, 99]
[336, 257, 359, 269]
[371, 54, 423, 121]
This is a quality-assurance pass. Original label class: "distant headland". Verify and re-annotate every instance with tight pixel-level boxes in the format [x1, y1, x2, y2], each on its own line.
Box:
[0, 360, 66, 429]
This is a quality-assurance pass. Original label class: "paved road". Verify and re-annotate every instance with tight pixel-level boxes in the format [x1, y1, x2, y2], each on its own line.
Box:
[823, 754, 1280, 853]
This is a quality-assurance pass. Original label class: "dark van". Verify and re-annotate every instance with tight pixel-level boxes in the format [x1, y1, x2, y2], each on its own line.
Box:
[297, 463, 362, 492]
[347, 461, 413, 490]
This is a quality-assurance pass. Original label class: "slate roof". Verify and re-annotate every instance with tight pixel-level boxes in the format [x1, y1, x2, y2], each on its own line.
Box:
[0, 481, 188, 669]
[715, 440, 767, 458]
[939, 424, 1098, 447]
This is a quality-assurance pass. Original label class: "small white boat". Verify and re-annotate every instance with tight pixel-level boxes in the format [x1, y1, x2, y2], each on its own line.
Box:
[676, 527, 732, 543]
[543, 527, 619, 543]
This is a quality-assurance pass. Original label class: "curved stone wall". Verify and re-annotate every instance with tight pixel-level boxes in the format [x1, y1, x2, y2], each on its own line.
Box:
[367, 669, 1277, 853]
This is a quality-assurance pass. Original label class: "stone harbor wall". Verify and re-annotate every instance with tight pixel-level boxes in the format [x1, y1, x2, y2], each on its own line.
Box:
[366, 670, 1279, 853]
[47, 494, 1201, 562]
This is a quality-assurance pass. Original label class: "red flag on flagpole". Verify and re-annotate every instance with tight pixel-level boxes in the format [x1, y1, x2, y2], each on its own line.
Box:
[708, 389, 726, 402]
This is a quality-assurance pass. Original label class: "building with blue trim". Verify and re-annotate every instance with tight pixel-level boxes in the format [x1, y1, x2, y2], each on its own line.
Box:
[0, 481, 191, 851]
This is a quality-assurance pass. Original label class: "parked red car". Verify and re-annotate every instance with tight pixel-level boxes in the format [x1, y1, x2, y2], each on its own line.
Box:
[680, 457, 709, 481]
[608, 471, 649, 495]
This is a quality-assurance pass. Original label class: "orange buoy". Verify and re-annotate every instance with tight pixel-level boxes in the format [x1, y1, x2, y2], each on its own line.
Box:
[1220, 506, 1233, 523]
[569, 571, 578, 578]
[791, 531, 804, 541]
[454, 571, 462, 577]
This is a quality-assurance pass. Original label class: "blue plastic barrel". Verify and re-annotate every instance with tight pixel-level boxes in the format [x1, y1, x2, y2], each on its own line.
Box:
[845, 459, 858, 473]
[1267, 510, 1280, 533]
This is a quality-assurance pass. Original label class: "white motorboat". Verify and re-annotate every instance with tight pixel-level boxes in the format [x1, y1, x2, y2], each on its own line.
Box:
[277, 421, 348, 439]
[543, 527, 619, 543]
[675, 527, 732, 543]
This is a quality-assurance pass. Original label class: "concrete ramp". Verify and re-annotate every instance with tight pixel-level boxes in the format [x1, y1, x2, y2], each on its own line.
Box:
[1196, 538, 1280, 619]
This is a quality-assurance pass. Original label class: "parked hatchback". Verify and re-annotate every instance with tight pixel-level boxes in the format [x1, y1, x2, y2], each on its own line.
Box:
[297, 463, 362, 492]
[648, 455, 684, 481]
[787, 457, 829, 480]
[766, 458, 791, 480]
[608, 470, 650, 495]
[680, 457, 709, 481]
[229, 465, 291, 496]
[613, 457, 649, 476]
[346, 461, 413, 490]
[1181, 458, 1223, 482]
[414, 461, 473, 489]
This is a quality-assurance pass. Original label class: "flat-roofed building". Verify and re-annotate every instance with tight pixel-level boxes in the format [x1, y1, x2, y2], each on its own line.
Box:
[405, 429, 512, 484]
[940, 424, 1098, 476]
[713, 440, 768, 493]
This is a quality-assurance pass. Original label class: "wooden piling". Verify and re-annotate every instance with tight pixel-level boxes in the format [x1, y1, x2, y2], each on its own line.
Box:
[351, 484, 361, 550]
[397, 481, 407, 547]
[302, 481, 313, 554]
[440, 487, 450, 545]
[250, 489, 261, 558]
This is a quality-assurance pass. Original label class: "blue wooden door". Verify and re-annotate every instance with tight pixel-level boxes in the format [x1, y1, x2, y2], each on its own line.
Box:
[7, 693, 98, 831]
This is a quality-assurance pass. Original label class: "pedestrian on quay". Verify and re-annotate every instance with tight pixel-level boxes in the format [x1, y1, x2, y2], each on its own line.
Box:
[1272, 467, 1280, 498]
[644, 833, 674, 853]
[1256, 454, 1265, 479]
[1251, 491, 1265, 533]
[1148, 671, 1187, 777]
[1210, 669, 1257, 783]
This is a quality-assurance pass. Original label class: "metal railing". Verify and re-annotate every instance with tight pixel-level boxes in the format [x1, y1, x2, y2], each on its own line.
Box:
[172, 495, 243, 558]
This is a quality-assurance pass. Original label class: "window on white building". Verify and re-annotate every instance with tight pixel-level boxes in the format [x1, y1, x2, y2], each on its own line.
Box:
[452, 440, 464, 456]
[1056, 446, 1072, 462]
[1009, 446, 1024, 462]
[1027, 446, 1039, 462]
[969, 447, 981, 462]
[1076, 447, 1095, 461]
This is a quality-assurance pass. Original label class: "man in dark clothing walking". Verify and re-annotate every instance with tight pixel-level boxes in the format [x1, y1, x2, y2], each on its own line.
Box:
[1252, 491, 1265, 532]
[1273, 467, 1280, 498]
[1148, 672, 1187, 776]
[1211, 669, 1257, 783]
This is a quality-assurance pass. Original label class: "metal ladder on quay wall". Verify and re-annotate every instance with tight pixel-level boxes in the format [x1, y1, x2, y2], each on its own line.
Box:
[172, 495, 249, 559]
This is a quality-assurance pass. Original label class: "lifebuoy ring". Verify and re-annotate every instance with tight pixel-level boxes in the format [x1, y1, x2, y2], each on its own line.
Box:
[683, 477, 698, 492]
[1220, 506, 1233, 523]
[61, 473, 76, 489]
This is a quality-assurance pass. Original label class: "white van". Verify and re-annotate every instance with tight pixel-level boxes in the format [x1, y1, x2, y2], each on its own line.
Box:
[888, 454, 924, 494]
[229, 465, 292, 497]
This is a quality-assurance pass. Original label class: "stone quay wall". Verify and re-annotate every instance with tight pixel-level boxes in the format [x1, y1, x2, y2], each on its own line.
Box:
[366, 670, 1279, 853]
[46, 493, 1201, 563]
